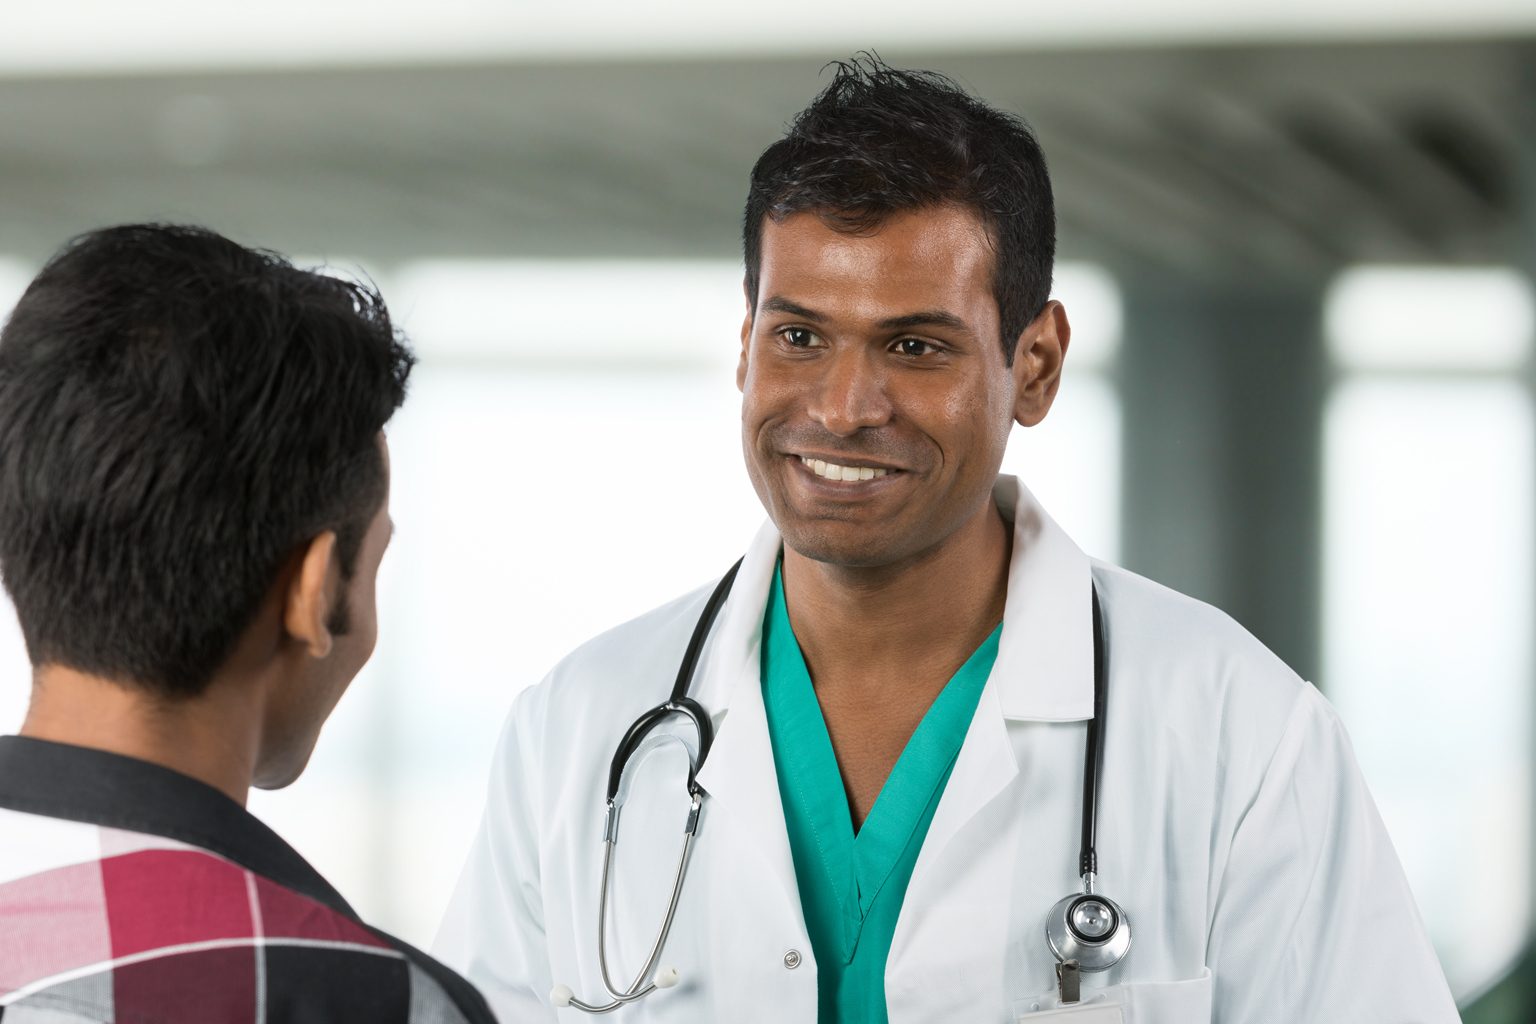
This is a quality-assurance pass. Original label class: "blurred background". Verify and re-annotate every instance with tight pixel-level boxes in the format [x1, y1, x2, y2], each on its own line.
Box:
[1, 1, 1535, 1017]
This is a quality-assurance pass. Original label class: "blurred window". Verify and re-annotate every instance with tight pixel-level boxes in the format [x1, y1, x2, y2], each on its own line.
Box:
[0, 258, 33, 326]
[1322, 265, 1536, 1001]
[1326, 266, 1533, 372]
[390, 259, 747, 365]
[0, 260, 34, 737]
[250, 258, 765, 941]
[1002, 262, 1122, 562]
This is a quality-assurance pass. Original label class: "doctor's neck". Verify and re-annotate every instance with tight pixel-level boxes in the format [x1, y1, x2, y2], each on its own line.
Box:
[779, 493, 1012, 696]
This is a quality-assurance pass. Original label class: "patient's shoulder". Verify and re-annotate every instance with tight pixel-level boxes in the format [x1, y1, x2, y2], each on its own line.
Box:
[0, 809, 495, 1023]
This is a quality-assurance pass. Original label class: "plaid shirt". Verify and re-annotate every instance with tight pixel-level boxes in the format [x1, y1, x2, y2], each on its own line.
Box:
[0, 736, 498, 1024]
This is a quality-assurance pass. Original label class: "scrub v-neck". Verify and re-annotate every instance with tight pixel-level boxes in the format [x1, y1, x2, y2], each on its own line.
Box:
[761, 562, 1001, 1024]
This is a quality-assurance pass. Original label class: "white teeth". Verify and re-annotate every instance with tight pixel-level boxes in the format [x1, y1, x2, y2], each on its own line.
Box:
[798, 456, 891, 482]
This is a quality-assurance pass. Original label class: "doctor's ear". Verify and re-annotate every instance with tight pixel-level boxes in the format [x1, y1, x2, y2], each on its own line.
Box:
[1012, 300, 1070, 428]
[284, 530, 339, 659]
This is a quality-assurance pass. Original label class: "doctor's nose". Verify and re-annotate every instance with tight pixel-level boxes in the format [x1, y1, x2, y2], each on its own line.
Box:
[806, 349, 891, 436]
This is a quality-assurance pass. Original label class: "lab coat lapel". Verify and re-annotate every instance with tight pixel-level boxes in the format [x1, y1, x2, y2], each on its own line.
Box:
[905, 678, 1018, 893]
[692, 521, 806, 928]
[906, 476, 1094, 889]
[692, 478, 1093, 942]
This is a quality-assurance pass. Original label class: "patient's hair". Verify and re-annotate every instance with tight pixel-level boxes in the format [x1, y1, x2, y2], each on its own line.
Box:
[0, 224, 413, 698]
[744, 55, 1055, 363]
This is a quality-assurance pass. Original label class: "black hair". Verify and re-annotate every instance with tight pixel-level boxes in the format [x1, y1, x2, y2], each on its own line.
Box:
[744, 56, 1056, 363]
[0, 224, 414, 698]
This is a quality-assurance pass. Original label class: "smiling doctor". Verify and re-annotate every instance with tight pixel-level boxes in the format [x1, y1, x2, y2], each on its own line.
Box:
[434, 60, 1457, 1023]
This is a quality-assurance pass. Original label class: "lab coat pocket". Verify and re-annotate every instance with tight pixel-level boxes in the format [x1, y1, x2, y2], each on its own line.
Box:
[1017, 968, 1212, 1024]
[1114, 969, 1212, 1023]
[1016, 1001, 1122, 1022]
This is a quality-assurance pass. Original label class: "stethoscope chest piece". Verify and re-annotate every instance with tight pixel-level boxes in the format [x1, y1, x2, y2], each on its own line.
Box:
[1045, 887, 1131, 972]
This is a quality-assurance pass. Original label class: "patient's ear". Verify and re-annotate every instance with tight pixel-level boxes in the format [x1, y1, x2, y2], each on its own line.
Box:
[284, 531, 338, 659]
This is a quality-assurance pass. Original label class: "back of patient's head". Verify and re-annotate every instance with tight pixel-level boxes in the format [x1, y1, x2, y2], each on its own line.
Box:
[0, 224, 413, 699]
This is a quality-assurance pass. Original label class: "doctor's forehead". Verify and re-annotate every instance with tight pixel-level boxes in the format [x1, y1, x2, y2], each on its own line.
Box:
[755, 208, 997, 320]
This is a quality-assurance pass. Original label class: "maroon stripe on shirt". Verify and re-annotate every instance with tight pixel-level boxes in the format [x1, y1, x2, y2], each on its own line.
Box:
[114, 946, 257, 1024]
[253, 873, 392, 948]
[102, 850, 253, 957]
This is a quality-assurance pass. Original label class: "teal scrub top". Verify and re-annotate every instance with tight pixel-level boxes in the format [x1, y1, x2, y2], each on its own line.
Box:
[761, 563, 1001, 1024]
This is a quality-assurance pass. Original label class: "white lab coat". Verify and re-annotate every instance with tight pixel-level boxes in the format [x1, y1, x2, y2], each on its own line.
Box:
[434, 476, 1458, 1023]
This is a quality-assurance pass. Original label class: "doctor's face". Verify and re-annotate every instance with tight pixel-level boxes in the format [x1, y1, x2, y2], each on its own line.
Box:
[738, 205, 1067, 567]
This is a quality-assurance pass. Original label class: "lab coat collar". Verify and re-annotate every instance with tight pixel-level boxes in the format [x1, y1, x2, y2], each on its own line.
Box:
[693, 473, 1096, 724]
[692, 475, 1093, 924]
[991, 474, 1096, 722]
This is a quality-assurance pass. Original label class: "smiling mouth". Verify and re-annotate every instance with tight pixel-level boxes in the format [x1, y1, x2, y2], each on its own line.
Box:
[798, 456, 893, 482]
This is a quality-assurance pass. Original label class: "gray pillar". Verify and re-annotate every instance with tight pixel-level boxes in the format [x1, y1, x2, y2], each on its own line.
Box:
[1118, 276, 1328, 685]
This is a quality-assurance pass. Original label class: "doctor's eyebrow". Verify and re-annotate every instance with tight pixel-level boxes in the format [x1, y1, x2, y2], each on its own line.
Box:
[759, 298, 973, 336]
[759, 297, 828, 322]
[878, 309, 971, 333]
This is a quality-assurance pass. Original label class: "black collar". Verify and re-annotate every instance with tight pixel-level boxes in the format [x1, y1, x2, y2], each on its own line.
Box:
[0, 734, 355, 918]
[0, 734, 500, 1024]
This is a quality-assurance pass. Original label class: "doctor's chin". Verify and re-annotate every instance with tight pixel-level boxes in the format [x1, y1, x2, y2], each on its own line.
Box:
[3, 4, 1535, 1024]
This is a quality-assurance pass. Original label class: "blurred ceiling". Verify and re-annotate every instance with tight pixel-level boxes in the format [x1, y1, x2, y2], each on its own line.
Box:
[0, 39, 1531, 281]
[8, 1, 1536, 77]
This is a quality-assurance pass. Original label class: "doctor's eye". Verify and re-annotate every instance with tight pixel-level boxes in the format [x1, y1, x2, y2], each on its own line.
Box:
[894, 338, 940, 357]
[780, 327, 824, 349]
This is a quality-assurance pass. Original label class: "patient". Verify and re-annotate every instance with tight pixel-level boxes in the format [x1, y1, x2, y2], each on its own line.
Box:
[0, 225, 494, 1023]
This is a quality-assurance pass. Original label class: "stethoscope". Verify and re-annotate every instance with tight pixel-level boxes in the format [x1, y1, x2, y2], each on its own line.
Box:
[550, 559, 741, 1013]
[550, 559, 1129, 1014]
[1043, 586, 1131, 1002]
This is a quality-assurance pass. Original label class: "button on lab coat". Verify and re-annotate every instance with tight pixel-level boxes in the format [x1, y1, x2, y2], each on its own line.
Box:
[434, 476, 1458, 1023]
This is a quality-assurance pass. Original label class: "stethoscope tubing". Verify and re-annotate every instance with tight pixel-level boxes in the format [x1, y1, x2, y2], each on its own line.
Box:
[561, 561, 743, 1014]
[584, 797, 700, 1011]
[1080, 587, 1107, 880]
[563, 560, 1124, 1012]
[1046, 583, 1131, 975]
